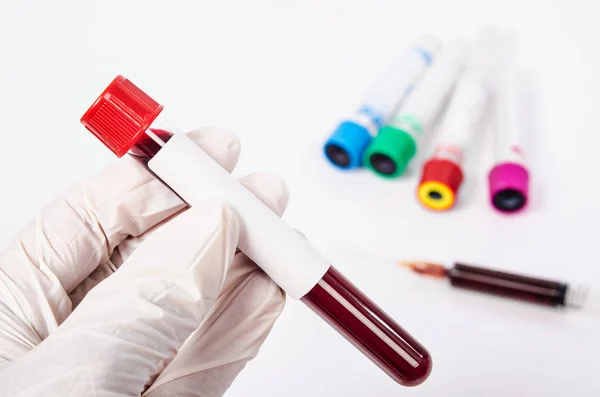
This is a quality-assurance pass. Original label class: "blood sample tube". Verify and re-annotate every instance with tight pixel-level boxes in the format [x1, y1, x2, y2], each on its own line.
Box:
[488, 66, 529, 213]
[417, 28, 516, 211]
[400, 261, 589, 308]
[363, 41, 467, 178]
[323, 36, 440, 170]
[80, 75, 432, 386]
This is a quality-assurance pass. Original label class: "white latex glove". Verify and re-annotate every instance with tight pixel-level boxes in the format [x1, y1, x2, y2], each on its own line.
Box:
[0, 127, 289, 396]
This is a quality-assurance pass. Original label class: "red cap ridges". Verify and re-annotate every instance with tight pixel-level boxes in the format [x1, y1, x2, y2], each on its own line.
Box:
[80, 75, 163, 157]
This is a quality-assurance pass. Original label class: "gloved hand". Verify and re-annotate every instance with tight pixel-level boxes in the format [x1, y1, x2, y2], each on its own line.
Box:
[0, 127, 289, 396]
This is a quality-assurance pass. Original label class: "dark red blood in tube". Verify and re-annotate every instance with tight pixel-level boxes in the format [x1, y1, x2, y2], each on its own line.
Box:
[129, 128, 174, 160]
[302, 266, 432, 386]
[126, 129, 433, 386]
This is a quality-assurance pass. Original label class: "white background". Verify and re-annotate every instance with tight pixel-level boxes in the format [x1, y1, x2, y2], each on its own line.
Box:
[1, 0, 599, 396]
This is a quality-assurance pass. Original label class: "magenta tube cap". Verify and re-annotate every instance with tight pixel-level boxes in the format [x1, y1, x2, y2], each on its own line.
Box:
[488, 162, 529, 213]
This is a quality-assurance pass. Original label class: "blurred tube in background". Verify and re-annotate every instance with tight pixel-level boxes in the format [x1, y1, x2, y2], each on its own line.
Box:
[400, 261, 592, 310]
[323, 36, 441, 170]
[363, 41, 467, 179]
[418, 27, 517, 211]
[488, 59, 530, 213]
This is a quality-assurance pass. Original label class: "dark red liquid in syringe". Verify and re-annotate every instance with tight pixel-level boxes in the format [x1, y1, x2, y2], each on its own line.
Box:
[449, 263, 568, 307]
[126, 129, 432, 386]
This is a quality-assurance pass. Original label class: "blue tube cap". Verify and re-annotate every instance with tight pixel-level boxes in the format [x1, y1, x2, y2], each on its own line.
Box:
[323, 121, 372, 170]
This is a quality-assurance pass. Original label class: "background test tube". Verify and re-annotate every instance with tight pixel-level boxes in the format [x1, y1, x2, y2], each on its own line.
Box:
[488, 66, 530, 213]
[80, 75, 432, 386]
[417, 28, 517, 211]
[323, 36, 441, 170]
[363, 41, 467, 178]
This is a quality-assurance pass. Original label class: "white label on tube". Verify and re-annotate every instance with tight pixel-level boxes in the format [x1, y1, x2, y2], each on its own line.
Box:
[345, 111, 380, 135]
[391, 43, 466, 138]
[148, 134, 331, 299]
[360, 48, 433, 126]
[494, 75, 525, 166]
[432, 78, 490, 165]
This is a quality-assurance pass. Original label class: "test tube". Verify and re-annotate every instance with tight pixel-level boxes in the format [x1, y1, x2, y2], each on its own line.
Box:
[80, 76, 432, 386]
[417, 28, 516, 211]
[363, 42, 467, 178]
[488, 68, 530, 213]
[323, 36, 440, 170]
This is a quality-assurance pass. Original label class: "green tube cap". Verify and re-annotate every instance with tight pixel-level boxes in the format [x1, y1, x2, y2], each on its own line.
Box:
[363, 126, 417, 178]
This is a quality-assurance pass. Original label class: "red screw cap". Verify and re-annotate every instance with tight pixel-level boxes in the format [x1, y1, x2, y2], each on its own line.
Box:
[417, 159, 464, 211]
[80, 75, 163, 157]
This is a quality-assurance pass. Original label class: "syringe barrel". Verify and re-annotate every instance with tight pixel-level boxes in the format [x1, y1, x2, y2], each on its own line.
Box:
[323, 36, 440, 170]
[363, 42, 466, 178]
[81, 75, 432, 386]
[449, 263, 568, 306]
